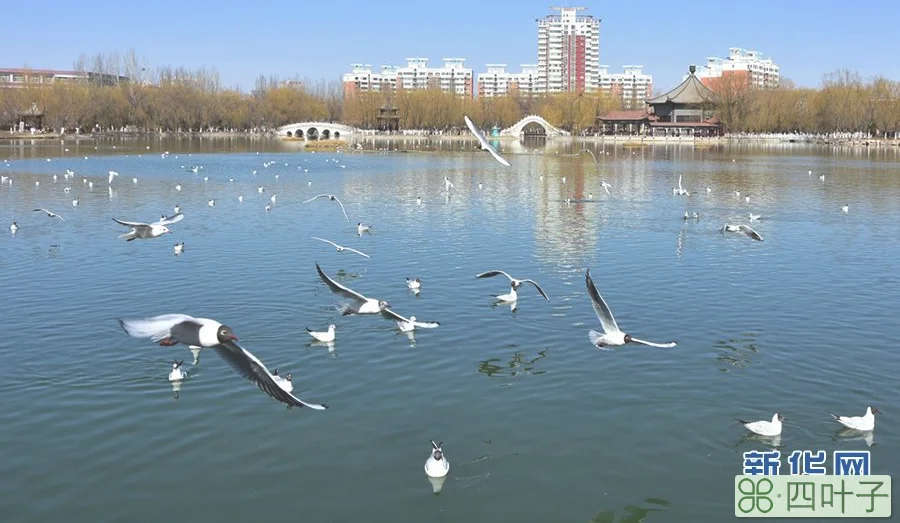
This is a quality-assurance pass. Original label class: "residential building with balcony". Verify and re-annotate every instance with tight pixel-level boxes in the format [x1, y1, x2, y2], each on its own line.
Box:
[343, 58, 473, 98]
[477, 64, 540, 97]
[696, 48, 780, 91]
[536, 6, 600, 93]
[598, 65, 653, 109]
[0, 67, 129, 88]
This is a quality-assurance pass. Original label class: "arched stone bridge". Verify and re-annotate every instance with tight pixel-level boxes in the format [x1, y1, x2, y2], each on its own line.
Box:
[276, 122, 361, 140]
[500, 115, 570, 137]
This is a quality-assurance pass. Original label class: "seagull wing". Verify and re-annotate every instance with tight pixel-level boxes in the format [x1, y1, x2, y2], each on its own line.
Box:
[521, 279, 550, 301]
[113, 217, 150, 228]
[315, 263, 368, 303]
[412, 318, 441, 329]
[475, 270, 514, 282]
[311, 236, 340, 249]
[738, 225, 764, 241]
[380, 306, 410, 323]
[576, 148, 597, 164]
[677, 174, 684, 192]
[486, 145, 511, 167]
[629, 337, 677, 349]
[342, 246, 371, 259]
[465, 115, 510, 166]
[331, 196, 350, 222]
[603, 185, 611, 195]
[118, 314, 198, 342]
[302, 194, 330, 204]
[213, 341, 328, 410]
[154, 212, 184, 226]
[381, 307, 440, 329]
[585, 269, 620, 334]
[464, 115, 489, 149]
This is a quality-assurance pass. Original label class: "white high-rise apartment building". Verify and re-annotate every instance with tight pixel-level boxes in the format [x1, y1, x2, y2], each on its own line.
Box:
[343, 58, 474, 98]
[696, 48, 780, 90]
[477, 64, 540, 97]
[598, 65, 653, 108]
[536, 6, 600, 93]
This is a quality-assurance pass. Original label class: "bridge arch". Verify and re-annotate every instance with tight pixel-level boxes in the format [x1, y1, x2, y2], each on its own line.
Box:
[276, 121, 361, 140]
[500, 115, 570, 138]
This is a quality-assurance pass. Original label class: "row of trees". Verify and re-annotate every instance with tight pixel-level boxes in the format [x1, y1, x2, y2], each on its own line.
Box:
[2, 51, 899, 135]
[712, 70, 900, 135]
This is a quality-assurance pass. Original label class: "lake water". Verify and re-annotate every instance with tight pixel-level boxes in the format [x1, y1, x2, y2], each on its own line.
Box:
[1, 137, 898, 522]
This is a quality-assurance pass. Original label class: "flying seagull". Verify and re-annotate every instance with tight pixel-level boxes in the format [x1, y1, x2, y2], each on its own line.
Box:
[831, 406, 879, 432]
[476, 270, 550, 301]
[464, 115, 511, 167]
[118, 314, 327, 410]
[315, 262, 389, 314]
[720, 224, 764, 241]
[311, 236, 370, 259]
[736, 413, 784, 437]
[113, 212, 184, 241]
[585, 269, 676, 349]
[379, 304, 440, 332]
[302, 194, 349, 222]
[672, 174, 689, 196]
[33, 208, 65, 221]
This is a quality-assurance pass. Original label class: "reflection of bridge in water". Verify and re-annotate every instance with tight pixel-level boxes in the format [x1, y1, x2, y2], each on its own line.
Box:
[276, 122, 361, 140]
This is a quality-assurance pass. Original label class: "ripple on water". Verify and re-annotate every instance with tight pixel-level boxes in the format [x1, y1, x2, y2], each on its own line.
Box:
[2, 145, 900, 522]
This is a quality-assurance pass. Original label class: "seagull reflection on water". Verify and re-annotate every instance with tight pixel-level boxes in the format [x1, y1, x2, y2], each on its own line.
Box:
[735, 431, 782, 449]
[307, 339, 336, 354]
[426, 474, 446, 495]
[833, 427, 875, 447]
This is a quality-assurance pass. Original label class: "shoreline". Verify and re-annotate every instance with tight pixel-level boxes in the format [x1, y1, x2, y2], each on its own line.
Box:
[3, 130, 898, 150]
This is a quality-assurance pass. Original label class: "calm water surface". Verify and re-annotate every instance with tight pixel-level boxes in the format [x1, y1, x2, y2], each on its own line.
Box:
[1, 137, 899, 522]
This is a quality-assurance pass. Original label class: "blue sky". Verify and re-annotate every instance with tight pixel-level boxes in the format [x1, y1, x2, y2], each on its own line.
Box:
[3, 0, 897, 93]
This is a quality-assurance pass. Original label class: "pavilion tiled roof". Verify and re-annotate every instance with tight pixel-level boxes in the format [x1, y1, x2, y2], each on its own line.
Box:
[599, 110, 651, 121]
[648, 69, 718, 105]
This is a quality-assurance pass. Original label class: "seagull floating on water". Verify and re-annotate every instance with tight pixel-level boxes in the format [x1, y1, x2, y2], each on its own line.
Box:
[118, 314, 327, 409]
[208, 199, 215, 207]
[72, 198, 79, 207]
[108, 171, 118, 185]
[10, 221, 18, 234]
[271, 369, 293, 392]
[113, 213, 183, 241]
[841, 204, 849, 213]
[720, 224, 763, 241]
[33, 208, 65, 221]
[357, 222, 372, 235]
[476, 270, 550, 301]
[425, 440, 450, 478]
[168, 360, 186, 382]
[736, 413, 784, 437]
[316, 262, 389, 315]
[585, 269, 676, 349]
[380, 305, 440, 332]
[406, 277, 421, 290]
[463, 115, 510, 167]
[303, 194, 349, 222]
[831, 406, 879, 431]
[311, 236, 370, 258]
[174, 242, 185, 255]
[306, 324, 336, 343]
